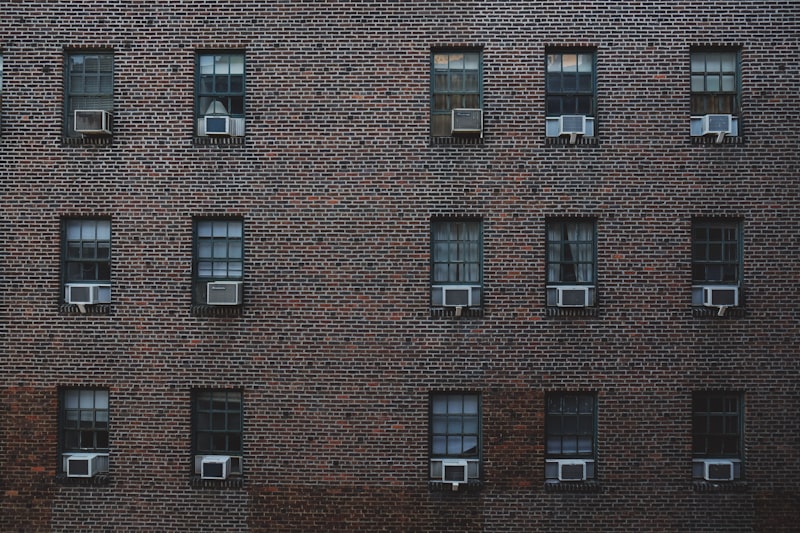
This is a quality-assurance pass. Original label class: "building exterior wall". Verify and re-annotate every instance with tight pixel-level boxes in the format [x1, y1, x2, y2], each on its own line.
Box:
[1, 1, 798, 531]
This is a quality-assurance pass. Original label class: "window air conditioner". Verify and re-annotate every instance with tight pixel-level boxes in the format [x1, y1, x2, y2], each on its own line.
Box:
[701, 114, 733, 136]
[702, 286, 738, 308]
[441, 459, 468, 489]
[557, 459, 588, 481]
[442, 285, 474, 308]
[201, 455, 231, 480]
[451, 108, 483, 134]
[66, 453, 101, 478]
[65, 283, 110, 305]
[74, 110, 112, 135]
[204, 116, 231, 136]
[703, 459, 734, 481]
[556, 286, 590, 307]
[559, 115, 587, 135]
[206, 281, 243, 306]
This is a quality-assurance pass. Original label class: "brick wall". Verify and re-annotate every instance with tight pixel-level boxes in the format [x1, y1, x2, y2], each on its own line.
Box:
[1, 1, 799, 531]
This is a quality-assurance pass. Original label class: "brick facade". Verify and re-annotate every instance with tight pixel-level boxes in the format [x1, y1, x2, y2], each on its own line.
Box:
[1, 1, 798, 531]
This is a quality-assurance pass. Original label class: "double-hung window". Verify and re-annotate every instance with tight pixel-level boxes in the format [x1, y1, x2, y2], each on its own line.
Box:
[429, 393, 481, 487]
[692, 391, 743, 481]
[545, 392, 597, 482]
[691, 218, 742, 308]
[59, 388, 110, 478]
[546, 49, 596, 141]
[690, 49, 741, 140]
[192, 389, 244, 479]
[193, 218, 244, 308]
[546, 218, 596, 308]
[65, 51, 113, 138]
[431, 50, 483, 138]
[62, 218, 112, 306]
[431, 218, 483, 310]
[196, 52, 245, 138]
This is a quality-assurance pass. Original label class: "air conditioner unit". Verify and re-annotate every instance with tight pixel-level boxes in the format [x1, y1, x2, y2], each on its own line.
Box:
[557, 459, 588, 481]
[556, 286, 590, 308]
[66, 453, 101, 478]
[451, 108, 483, 134]
[201, 455, 231, 480]
[441, 459, 468, 489]
[206, 281, 243, 306]
[703, 459, 734, 481]
[204, 116, 231, 136]
[442, 285, 474, 308]
[74, 110, 112, 135]
[701, 114, 733, 136]
[702, 285, 738, 308]
[65, 283, 110, 305]
[559, 115, 587, 136]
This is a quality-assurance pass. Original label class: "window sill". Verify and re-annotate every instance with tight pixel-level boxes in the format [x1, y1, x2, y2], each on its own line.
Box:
[55, 473, 112, 486]
[429, 135, 484, 146]
[193, 135, 245, 146]
[430, 307, 484, 319]
[692, 480, 749, 493]
[545, 136, 599, 147]
[59, 303, 111, 316]
[428, 480, 482, 493]
[691, 306, 747, 318]
[690, 136, 745, 146]
[545, 306, 598, 318]
[544, 480, 601, 493]
[62, 136, 113, 147]
[191, 305, 243, 318]
[189, 475, 244, 489]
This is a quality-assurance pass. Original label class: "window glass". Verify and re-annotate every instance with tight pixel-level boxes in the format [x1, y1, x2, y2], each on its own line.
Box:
[430, 50, 482, 137]
[65, 52, 113, 137]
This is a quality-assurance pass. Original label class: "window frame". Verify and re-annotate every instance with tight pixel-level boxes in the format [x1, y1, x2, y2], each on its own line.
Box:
[544, 392, 597, 482]
[691, 218, 742, 306]
[690, 48, 742, 138]
[692, 391, 744, 481]
[430, 49, 483, 138]
[430, 218, 483, 309]
[58, 387, 110, 475]
[545, 48, 597, 139]
[428, 392, 482, 484]
[191, 388, 244, 477]
[61, 218, 112, 305]
[192, 217, 244, 307]
[545, 217, 597, 307]
[64, 50, 114, 138]
[195, 51, 246, 138]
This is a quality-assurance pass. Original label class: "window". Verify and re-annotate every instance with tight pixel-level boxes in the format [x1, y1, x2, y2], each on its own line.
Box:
[691, 218, 741, 307]
[196, 52, 245, 137]
[65, 51, 113, 138]
[431, 218, 482, 309]
[192, 389, 243, 477]
[59, 388, 109, 476]
[431, 50, 482, 138]
[429, 393, 481, 486]
[192, 218, 243, 307]
[0, 53, 4, 123]
[690, 49, 741, 138]
[692, 391, 743, 481]
[546, 49, 596, 140]
[546, 218, 596, 307]
[62, 218, 111, 305]
[545, 392, 596, 482]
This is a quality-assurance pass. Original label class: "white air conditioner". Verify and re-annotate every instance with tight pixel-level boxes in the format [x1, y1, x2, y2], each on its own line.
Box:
[206, 281, 243, 306]
[442, 285, 475, 308]
[441, 459, 468, 489]
[201, 455, 231, 480]
[204, 116, 231, 136]
[66, 453, 102, 478]
[559, 115, 587, 136]
[701, 114, 733, 136]
[703, 459, 734, 481]
[556, 286, 590, 308]
[702, 285, 738, 308]
[65, 283, 111, 305]
[74, 110, 112, 135]
[556, 459, 588, 481]
[451, 108, 483, 134]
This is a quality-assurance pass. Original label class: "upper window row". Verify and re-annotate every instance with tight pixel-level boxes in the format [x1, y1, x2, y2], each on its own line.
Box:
[0, 48, 740, 142]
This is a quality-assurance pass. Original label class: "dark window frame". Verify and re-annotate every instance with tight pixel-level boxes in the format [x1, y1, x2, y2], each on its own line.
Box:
[192, 217, 244, 306]
[690, 48, 741, 117]
[428, 392, 482, 483]
[430, 49, 483, 138]
[61, 218, 112, 306]
[58, 387, 110, 475]
[546, 218, 597, 307]
[430, 218, 483, 308]
[64, 50, 114, 138]
[191, 388, 244, 475]
[545, 48, 597, 118]
[691, 218, 742, 286]
[692, 391, 743, 459]
[545, 392, 597, 483]
[195, 51, 246, 137]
